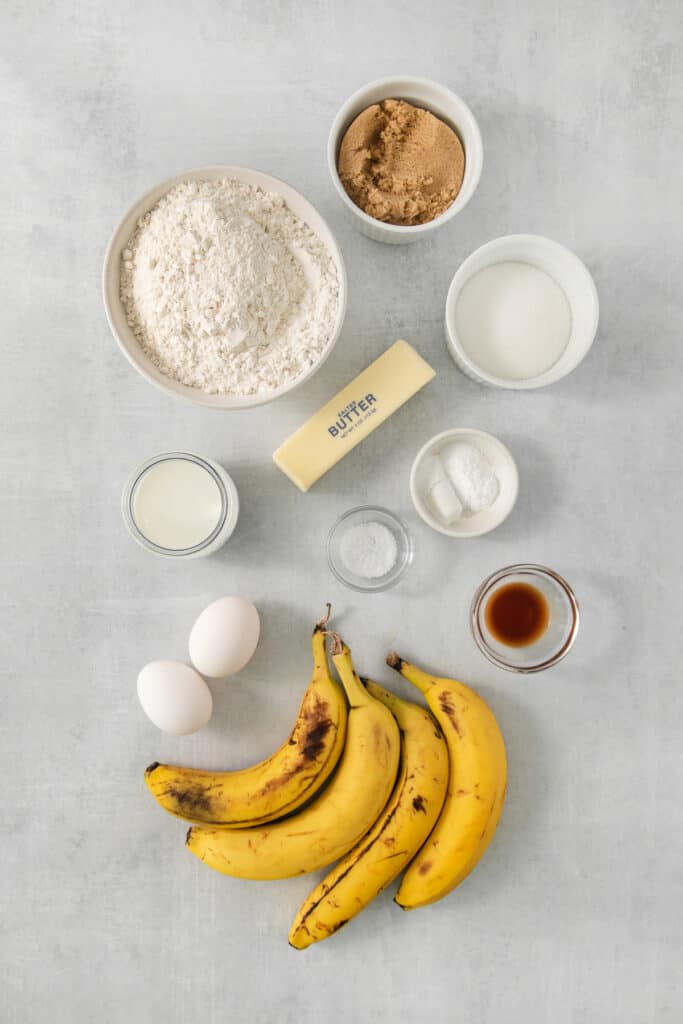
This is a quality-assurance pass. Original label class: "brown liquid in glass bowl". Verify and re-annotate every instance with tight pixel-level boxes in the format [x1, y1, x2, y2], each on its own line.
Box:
[485, 582, 549, 647]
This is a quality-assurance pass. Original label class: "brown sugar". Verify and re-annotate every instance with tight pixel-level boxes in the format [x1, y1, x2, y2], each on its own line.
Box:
[337, 99, 465, 227]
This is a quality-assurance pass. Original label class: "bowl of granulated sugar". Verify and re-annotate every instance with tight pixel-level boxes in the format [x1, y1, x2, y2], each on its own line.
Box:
[445, 234, 599, 390]
[103, 166, 347, 409]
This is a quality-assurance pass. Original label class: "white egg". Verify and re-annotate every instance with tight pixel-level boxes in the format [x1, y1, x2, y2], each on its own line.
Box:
[189, 596, 260, 678]
[137, 660, 213, 735]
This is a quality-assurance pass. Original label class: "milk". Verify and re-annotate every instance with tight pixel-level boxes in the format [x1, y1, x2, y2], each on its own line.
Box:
[132, 457, 224, 550]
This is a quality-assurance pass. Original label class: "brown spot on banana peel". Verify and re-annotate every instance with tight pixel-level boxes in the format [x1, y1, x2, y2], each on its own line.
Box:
[291, 916, 349, 950]
[412, 795, 427, 813]
[163, 786, 215, 816]
[299, 716, 333, 765]
[259, 698, 336, 792]
[418, 860, 433, 876]
[480, 790, 502, 840]
[438, 692, 462, 737]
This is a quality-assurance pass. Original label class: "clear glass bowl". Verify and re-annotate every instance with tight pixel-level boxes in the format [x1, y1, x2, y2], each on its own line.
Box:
[327, 506, 413, 593]
[470, 564, 580, 672]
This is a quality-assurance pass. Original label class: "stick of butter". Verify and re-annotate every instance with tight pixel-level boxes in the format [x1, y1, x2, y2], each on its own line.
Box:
[273, 340, 435, 492]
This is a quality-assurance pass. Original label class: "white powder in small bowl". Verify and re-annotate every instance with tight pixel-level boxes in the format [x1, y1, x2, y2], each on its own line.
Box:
[439, 441, 500, 513]
[338, 521, 398, 579]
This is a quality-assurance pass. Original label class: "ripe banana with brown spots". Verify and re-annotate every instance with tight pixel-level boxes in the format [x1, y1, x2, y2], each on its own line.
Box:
[144, 607, 347, 828]
[387, 654, 507, 910]
[186, 635, 400, 880]
[288, 680, 449, 949]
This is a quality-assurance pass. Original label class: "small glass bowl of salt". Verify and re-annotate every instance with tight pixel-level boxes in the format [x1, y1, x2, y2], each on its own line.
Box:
[327, 506, 413, 592]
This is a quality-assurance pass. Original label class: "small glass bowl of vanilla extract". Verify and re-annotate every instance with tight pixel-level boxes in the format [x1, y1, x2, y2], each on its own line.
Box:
[470, 565, 580, 672]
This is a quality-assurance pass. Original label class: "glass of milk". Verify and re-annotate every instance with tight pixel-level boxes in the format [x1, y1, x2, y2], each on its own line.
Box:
[122, 452, 239, 558]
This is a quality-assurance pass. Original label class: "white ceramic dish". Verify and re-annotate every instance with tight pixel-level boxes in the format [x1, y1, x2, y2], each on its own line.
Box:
[328, 76, 483, 245]
[445, 234, 599, 389]
[410, 428, 519, 538]
[102, 166, 347, 409]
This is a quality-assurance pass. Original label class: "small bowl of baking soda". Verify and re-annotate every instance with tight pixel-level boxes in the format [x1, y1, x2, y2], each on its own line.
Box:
[410, 429, 519, 538]
[327, 506, 413, 592]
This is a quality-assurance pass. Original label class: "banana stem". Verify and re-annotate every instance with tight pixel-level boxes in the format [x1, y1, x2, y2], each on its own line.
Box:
[386, 653, 434, 695]
[312, 605, 333, 672]
[325, 630, 345, 657]
[311, 627, 327, 669]
[314, 603, 332, 633]
[331, 639, 368, 706]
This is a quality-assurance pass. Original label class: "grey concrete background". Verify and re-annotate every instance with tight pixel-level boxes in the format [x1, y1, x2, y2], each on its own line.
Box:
[2, 1, 682, 1021]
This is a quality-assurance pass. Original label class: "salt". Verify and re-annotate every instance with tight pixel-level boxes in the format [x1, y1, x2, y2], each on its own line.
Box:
[339, 521, 398, 580]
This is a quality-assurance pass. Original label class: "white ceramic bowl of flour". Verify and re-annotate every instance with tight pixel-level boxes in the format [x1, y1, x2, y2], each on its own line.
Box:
[445, 234, 599, 389]
[103, 166, 347, 409]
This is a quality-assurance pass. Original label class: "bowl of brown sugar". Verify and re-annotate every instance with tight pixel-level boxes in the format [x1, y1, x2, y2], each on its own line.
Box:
[328, 76, 483, 244]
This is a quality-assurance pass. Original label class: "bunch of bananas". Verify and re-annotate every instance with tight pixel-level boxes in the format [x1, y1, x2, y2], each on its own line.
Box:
[145, 606, 507, 948]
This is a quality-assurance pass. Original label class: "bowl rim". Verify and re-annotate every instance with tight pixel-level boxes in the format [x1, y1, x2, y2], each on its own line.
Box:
[445, 233, 600, 390]
[102, 164, 348, 409]
[409, 428, 519, 538]
[327, 75, 483, 238]
[326, 504, 414, 592]
[469, 563, 581, 672]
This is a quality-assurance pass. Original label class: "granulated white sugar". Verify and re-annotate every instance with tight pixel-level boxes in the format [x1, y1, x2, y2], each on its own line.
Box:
[454, 261, 571, 380]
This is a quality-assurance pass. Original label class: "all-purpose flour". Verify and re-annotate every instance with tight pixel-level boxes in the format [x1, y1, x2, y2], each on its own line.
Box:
[120, 179, 340, 396]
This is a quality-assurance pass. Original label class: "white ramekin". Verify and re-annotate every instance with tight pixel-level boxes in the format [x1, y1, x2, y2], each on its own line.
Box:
[445, 234, 600, 389]
[409, 428, 519, 538]
[103, 166, 347, 409]
[328, 76, 483, 245]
